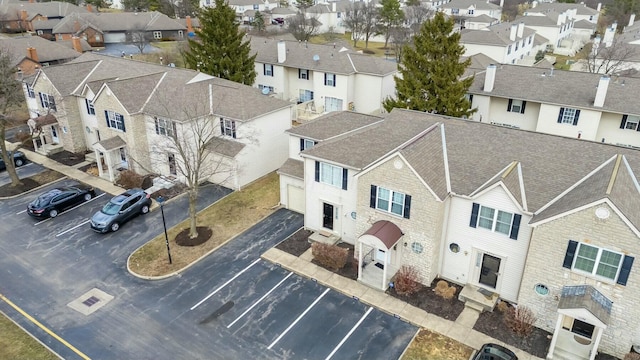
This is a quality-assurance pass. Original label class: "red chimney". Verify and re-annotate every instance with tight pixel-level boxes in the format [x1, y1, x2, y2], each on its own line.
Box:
[27, 47, 38, 62]
[20, 9, 27, 21]
[72, 36, 83, 53]
[186, 16, 194, 33]
[87, 3, 93, 12]
[74, 20, 80, 33]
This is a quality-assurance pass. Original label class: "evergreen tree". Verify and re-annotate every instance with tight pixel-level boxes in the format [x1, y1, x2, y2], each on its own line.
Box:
[184, 0, 256, 85]
[378, 0, 404, 48]
[383, 12, 474, 118]
[253, 11, 266, 32]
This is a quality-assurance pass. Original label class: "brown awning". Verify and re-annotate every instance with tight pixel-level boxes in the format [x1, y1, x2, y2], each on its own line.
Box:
[94, 136, 126, 151]
[558, 285, 612, 327]
[33, 114, 57, 126]
[361, 220, 404, 250]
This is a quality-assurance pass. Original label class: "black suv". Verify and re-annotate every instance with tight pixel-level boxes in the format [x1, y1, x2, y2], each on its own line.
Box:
[0, 150, 26, 171]
[90, 188, 152, 233]
[473, 343, 518, 360]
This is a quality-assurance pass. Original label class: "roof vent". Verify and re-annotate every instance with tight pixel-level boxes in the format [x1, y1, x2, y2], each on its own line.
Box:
[595, 207, 610, 219]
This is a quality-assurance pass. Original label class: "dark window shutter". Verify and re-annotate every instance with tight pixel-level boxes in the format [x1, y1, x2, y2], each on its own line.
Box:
[557, 108, 565, 123]
[154, 118, 159, 134]
[370, 185, 377, 208]
[85, 99, 90, 113]
[172, 121, 177, 139]
[341, 168, 348, 190]
[220, 119, 224, 134]
[263, 63, 266, 75]
[620, 115, 628, 129]
[469, 94, 473, 103]
[617, 255, 634, 286]
[119, 114, 126, 132]
[332, 74, 336, 87]
[520, 101, 526, 114]
[299, 138, 304, 151]
[573, 110, 580, 125]
[509, 214, 521, 240]
[314, 161, 320, 182]
[507, 99, 513, 112]
[470, 203, 479, 228]
[403, 195, 411, 219]
[563, 240, 578, 269]
[104, 110, 109, 127]
[324, 73, 327, 85]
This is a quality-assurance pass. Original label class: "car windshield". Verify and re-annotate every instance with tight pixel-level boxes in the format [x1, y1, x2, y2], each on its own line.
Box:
[101, 201, 121, 215]
[33, 192, 57, 207]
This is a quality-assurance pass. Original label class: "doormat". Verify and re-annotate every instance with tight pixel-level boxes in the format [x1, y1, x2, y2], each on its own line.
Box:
[477, 287, 494, 299]
[375, 263, 384, 270]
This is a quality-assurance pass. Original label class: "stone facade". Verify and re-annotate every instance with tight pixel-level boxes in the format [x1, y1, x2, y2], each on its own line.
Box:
[519, 203, 640, 358]
[356, 154, 445, 285]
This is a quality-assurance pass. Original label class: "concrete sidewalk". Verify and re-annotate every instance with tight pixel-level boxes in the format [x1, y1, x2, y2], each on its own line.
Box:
[261, 247, 544, 360]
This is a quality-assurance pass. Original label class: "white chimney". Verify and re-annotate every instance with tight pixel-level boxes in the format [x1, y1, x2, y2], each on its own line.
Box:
[604, 22, 616, 47]
[509, 24, 517, 41]
[597, 2, 601, 12]
[629, 13, 636, 27]
[594, 75, 610, 107]
[500, 0, 504, 7]
[277, 40, 286, 63]
[517, 22, 524, 38]
[532, 0, 538, 8]
[557, 13, 565, 26]
[484, 64, 497, 92]
[332, 1, 336, 12]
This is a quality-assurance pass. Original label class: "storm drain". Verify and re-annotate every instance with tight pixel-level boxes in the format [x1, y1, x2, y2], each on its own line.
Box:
[68, 288, 114, 316]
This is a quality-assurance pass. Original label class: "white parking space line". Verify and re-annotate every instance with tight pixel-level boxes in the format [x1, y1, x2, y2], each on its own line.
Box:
[227, 272, 293, 329]
[15, 210, 27, 215]
[190, 258, 261, 311]
[34, 193, 106, 226]
[325, 307, 373, 360]
[56, 220, 91, 237]
[267, 288, 331, 350]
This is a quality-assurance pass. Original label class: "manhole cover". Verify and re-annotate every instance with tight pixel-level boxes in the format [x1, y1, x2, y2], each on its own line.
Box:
[68, 288, 114, 316]
[82, 296, 100, 307]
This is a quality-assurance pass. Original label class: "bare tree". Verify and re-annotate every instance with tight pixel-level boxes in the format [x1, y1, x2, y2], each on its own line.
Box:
[404, 4, 432, 36]
[342, 2, 367, 47]
[129, 24, 151, 54]
[578, 37, 638, 74]
[361, 2, 379, 49]
[287, 12, 320, 41]
[0, 48, 28, 187]
[389, 25, 411, 62]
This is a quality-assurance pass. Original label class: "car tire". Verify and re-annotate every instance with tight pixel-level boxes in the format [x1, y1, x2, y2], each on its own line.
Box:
[15, 158, 24, 167]
[140, 205, 149, 214]
[49, 209, 58, 218]
[84, 193, 92, 201]
[110, 222, 120, 232]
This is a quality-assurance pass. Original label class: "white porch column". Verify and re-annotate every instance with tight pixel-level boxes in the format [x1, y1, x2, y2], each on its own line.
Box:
[381, 249, 388, 290]
[105, 151, 115, 182]
[547, 314, 564, 359]
[358, 242, 363, 281]
[589, 327, 604, 360]
[95, 149, 104, 178]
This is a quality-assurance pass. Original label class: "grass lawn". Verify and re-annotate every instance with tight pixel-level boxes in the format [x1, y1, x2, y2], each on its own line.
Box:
[128, 172, 280, 277]
[0, 312, 58, 360]
[402, 329, 474, 360]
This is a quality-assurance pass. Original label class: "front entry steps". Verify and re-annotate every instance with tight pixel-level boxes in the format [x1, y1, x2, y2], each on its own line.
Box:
[459, 284, 500, 313]
[308, 230, 340, 245]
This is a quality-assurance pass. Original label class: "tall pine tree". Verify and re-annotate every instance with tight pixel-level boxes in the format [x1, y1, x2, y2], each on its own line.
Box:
[185, 0, 256, 85]
[383, 12, 474, 118]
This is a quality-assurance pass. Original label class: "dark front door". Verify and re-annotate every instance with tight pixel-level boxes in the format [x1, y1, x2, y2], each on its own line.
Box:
[322, 203, 334, 230]
[479, 253, 501, 289]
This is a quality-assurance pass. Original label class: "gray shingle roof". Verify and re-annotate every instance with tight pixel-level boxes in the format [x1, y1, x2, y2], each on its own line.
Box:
[466, 14, 498, 23]
[249, 37, 397, 76]
[208, 136, 246, 158]
[516, 14, 561, 27]
[468, 64, 640, 116]
[0, 35, 80, 65]
[0, 1, 89, 20]
[461, 22, 536, 46]
[31, 19, 61, 30]
[440, 0, 501, 11]
[528, 3, 599, 16]
[287, 111, 384, 141]
[51, 11, 185, 34]
[302, 109, 640, 228]
[96, 135, 126, 151]
[574, 19, 596, 29]
[278, 158, 304, 179]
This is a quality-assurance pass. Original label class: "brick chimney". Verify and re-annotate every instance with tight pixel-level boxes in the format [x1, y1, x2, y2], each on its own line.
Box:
[20, 9, 27, 21]
[72, 36, 83, 53]
[28, 0, 34, 3]
[186, 16, 194, 33]
[27, 47, 38, 62]
[74, 20, 80, 33]
[87, 3, 92, 12]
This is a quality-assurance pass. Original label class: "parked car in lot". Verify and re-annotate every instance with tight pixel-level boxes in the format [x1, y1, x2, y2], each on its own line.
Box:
[473, 343, 518, 360]
[28, 185, 96, 218]
[0, 150, 26, 171]
[90, 188, 151, 233]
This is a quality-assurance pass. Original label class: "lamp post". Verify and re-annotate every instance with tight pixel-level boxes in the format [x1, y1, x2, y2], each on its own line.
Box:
[156, 196, 172, 265]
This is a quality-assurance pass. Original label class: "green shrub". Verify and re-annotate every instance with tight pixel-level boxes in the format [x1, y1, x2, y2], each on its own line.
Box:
[311, 242, 348, 271]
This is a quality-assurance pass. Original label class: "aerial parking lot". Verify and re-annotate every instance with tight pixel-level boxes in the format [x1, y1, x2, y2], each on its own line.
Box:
[0, 182, 417, 359]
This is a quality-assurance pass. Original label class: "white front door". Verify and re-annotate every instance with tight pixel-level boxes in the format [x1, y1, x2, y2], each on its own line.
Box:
[51, 126, 59, 143]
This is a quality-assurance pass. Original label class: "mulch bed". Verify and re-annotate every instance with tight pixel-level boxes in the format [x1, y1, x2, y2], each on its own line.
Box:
[0, 178, 41, 197]
[275, 228, 313, 257]
[387, 278, 465, 321]
[47, 150, 89, 166]
[175, 226, 212, 246]
[473, 302, 552, 358]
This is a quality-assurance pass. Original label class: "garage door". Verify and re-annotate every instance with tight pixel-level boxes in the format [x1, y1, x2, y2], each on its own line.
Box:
[103, 32, 127, 44]
[287, 185, 305, 214]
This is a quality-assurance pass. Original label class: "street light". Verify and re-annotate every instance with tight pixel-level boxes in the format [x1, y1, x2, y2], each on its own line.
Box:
[156, 196, 172, 265]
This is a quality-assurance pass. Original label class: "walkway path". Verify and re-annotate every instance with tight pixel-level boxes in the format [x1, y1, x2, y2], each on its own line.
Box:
[261, 247, 545, 360]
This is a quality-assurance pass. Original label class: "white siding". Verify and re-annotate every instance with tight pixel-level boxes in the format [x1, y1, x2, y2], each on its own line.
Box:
[596, 112, 640, 148]
[535, 104, 601, 140]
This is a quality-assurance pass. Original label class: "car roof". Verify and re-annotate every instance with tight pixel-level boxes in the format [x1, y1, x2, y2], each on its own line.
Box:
[110, 188, 144, 204]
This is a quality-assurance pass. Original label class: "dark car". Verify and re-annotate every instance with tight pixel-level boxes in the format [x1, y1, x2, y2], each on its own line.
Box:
[473, 343, 518, 360]
[27, 185, 96, 218]
[90, 188, 151, 233]
[0, 150, 26, 171]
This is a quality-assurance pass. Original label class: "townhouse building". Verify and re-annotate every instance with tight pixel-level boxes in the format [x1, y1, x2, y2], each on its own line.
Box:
[26, 53, 294, 190]
[516, 11, 578, 55]
[278, 108, 640, 359]
[468, 64, 640, 149]
[460, 22, 539, 65]
[250, 37, 398, 120]
[439, 0, 502, 25]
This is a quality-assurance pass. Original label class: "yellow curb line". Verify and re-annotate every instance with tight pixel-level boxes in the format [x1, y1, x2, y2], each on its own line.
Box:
[0, 292, 91, 360]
